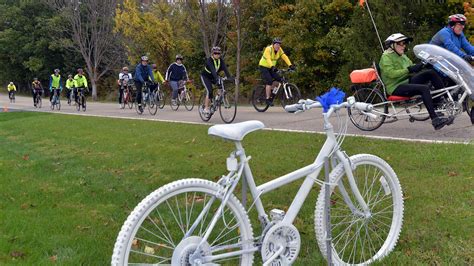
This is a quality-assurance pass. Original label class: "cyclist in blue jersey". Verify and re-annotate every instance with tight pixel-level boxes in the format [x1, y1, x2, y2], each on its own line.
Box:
[430, 14, 474, 62]
[134, 56, 155, 113]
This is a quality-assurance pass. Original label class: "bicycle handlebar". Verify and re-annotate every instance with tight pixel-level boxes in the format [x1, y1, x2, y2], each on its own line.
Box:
[285, 97, 374, 118]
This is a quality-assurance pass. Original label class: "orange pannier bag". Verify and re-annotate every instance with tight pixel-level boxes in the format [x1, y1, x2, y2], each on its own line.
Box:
[350, 68, 377, 84]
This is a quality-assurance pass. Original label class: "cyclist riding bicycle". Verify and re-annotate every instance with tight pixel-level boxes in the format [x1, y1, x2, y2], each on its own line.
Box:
[165, 54, 189, 105]
[65, 74, 75, 104]
[430, 14, 474, 63]
[73, 68, 88, 107]
[49, 69, 62, 102]
[379, 33, 453, 130]
[31, 78, 43, 106]
[7, 81, 16, 100]
[200, 46, 233, 114]
[134, 56, 155, 113]
[151, 63, 164, 94]
[259, 37, 295, 106]
[118, 66, 133, 107]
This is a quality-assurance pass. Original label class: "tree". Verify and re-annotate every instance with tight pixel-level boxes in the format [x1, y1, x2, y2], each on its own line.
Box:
[47, 0, 122, 100]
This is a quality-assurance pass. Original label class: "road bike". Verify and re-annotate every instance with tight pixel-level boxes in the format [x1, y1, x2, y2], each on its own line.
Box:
[112, 96, 404, 265]
[349, 44, 474, 131]
[66, 89, 74, 106]
[198, 77, 237, 123]
[120, 81, 134, 110]
[76, 88, 87, 112]
[50, 89, 61, 111]
[135, 82, 158, 115]
[155, 83, 166, 110]
[251, 69, 301, 112]
[33, 90, 42, 108]
[8, 91, 15, 103]
[170, 80, 194, 111]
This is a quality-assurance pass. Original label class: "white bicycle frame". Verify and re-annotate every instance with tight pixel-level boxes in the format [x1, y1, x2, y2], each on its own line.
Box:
[188, 100, 374, 263]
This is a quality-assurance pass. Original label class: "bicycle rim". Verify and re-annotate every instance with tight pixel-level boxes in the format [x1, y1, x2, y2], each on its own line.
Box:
[184, 91, 194, 111]
[219, 88, 237, 124]
[315, 154, 404, 265]
[280, 83, 301, 109]
[112, 178, 254, 265]
[148, 97, 158, 115]
[348, 88, 387, 131]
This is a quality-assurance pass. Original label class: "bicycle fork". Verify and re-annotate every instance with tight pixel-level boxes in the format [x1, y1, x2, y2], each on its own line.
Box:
[334, 150, 371, 218]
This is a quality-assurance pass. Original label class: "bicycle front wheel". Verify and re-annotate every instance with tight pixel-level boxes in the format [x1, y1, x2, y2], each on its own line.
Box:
[148, 95, 158, 115]
[112, 178, 254, 265]
[219, 84, 237, 123]
[251, 85, 269, 112]
[184, 90, 194, 111]
[82, 96, 86, 112]
[314, 154, 403, 265]
[157, 90, 166, 109]
[463, 96, 474, 123]
[280, 83, 301, 109]
[348, 88, 388, 131]
[198, 93, 211, 122]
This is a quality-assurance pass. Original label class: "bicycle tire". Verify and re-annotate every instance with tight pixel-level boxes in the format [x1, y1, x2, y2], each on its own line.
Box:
[112, 178, 254, 265]
[127, 89, 134, 109]
[157, 90, 166, 109]
[405, 99, 430, 121]
[348, 88, 388, 131]
[314, 154, 404, 265]
[120, 93, 126, 109]
[463, 96, 474, 122]
[184, 90, 194, 111]
[76, 98, 81, 111]
[148, 94, 158, 115]
[57, 100, 61, 111]
[37, 96, 42, 108]
[198, 93, 211, 122]
[81, 95, 86, 112]
[219, 83, 237, 123]
[170, 95, 180, 111]
[251, 85, 269, 112]
[280, 83, 301, 109]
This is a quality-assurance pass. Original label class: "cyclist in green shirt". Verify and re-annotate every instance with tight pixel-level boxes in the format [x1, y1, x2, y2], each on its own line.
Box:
[73, 68, 88, 107]
[65, 75, 75, 105]
[49, 69, 62, 102]
[151, 63, 165, 94]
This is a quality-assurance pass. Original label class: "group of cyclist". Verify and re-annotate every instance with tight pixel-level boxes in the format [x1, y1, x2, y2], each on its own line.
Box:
[380, 13, 474, 130]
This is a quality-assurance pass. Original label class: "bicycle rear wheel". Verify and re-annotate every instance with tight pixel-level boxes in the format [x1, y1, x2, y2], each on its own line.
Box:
[157, 90, 165, 109]
[82, 96, 86, 111]
[315, 154, 403, 265]
[251, 85, 269, 112]
[184, 90, 194, 111]
[120, 94, 126, 109]
[198, 93, 212, 122]
[280, 83, 301, 109]
[112, 178, 254, 265]
[219, 84, 237, 123]
[463, 96, 474, 123]
[348, 88, 388, 131]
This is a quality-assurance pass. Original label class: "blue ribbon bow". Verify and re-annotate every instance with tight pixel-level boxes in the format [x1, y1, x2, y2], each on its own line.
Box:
[316, 87, 346, 113]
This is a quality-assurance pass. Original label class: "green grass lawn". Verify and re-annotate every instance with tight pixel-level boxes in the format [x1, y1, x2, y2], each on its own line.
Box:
[0, 112, 472, 265]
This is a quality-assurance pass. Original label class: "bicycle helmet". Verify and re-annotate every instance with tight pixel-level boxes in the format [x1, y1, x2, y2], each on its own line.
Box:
[141, 55, 149, 61]
[68, 74, 72, 78]
[384, 33, 413, 50]
[33, 77, 38, 81]
[448, 14, 467, 26]
[176, 54, 183, 60]
[54, 68, 60, 73]
[9, 82, 13, 85]
[211, 46, 221, 54]
[122, 67, 129, 71]
[77, 68, 84, 74]
[272, 37, 282, 44]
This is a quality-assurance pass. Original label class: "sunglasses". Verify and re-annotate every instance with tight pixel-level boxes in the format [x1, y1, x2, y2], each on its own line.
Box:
[213, 52, 221, 55]
[396, 42, 407, 46]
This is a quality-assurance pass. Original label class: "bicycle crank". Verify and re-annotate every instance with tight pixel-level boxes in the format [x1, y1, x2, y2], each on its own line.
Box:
[261, 222, 301, 266]
[172, 236, 213, 265]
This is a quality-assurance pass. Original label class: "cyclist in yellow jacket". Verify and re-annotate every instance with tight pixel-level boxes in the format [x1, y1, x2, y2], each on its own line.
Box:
[7, 82, 16, 100]
[65, 75, 75, 105]
[73, 68, 88, 107]
[259, 37, 295, 106]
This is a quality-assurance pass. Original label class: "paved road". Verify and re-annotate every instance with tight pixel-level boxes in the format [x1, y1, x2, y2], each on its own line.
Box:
[1, 95, 473, 143]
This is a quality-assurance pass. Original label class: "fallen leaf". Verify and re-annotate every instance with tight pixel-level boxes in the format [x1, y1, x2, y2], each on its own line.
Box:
[132, 239, 139, 247]
[50, 255, 57, 262]
[144, 246, 155, 254]
[10, 251, 25, 258]
[22, 154, 29, 161]
[448, 171, 458, 177]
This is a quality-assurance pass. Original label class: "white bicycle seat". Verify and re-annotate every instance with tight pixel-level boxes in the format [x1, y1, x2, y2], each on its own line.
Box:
[208, 120, 265, 141]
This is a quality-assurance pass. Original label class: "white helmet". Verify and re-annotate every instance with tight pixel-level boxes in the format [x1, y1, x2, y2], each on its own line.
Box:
[384, 33, 413, 50]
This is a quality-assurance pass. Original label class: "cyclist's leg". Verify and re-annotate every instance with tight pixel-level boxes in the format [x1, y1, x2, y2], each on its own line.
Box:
[200, 75, 213, 111]
[118, 85, 124, 104]
[409, 69, 444, 90]
[260, 66, 274, 101]
[135, 81, 143, 106]
[74, 88, 78, 103]
[32, 90, 36, 104]
[170, 81, 179, 101]
[50, 88, 55, 101]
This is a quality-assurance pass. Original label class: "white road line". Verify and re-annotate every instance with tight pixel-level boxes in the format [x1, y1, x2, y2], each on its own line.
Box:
[3, 106, 470, 145]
